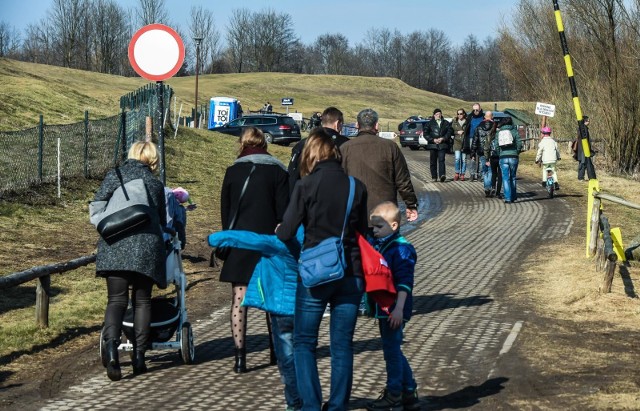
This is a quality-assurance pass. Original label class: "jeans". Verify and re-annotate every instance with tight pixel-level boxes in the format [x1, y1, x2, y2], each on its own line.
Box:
[379, 320, 416, 395]
[454, 151, 466, 174]
[480, 156, 491, 190]
[490, 157, 502, 195]
[469, 155, 479, 178]
[499, 157, 519, 202]
[294, 276, 364, 411]
[578, 160, 586, 180]
[104, 271, 153, 349]
[429, 149, 447, 179]
[271, 314, 302, 409]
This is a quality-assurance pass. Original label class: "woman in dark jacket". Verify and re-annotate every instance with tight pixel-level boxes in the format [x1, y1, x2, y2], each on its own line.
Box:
[219, 127, 289, 373]
[451, 108, 468, 181]
[276, 129, 368, 411]
[93, 141, 167, 381]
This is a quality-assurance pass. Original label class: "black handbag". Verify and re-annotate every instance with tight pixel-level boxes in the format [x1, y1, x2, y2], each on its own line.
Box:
[211, 165, 255, 264]
[89, 169, 152, 245]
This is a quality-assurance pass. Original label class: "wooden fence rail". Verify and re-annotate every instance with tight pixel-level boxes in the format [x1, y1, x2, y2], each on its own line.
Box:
[0, 254, 96, 327]
[591, 191, 640, 293]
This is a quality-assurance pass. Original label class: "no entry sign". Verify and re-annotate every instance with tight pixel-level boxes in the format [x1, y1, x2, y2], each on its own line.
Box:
[128, 24, 185, 81]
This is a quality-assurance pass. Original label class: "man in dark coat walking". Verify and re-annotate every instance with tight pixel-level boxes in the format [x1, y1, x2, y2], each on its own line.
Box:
[423, 108, 453, 182]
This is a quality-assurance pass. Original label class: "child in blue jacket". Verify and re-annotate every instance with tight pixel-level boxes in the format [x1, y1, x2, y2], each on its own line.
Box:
[366, 201, 419, 411]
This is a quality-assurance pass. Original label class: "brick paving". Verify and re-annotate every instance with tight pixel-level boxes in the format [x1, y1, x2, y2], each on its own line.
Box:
[41, 153, 572, 410]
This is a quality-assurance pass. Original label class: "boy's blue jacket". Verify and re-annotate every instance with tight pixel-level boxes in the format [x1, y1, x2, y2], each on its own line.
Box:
[371, 233, 417, 321]
[208, 229, 302, 316]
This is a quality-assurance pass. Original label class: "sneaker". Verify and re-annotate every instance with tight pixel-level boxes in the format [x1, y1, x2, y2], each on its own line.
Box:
[471, 175, 477, 182]
[439, 175, 446, 182]
[402, 388, 420, 410]
[366, 389, 403, 411]
[484, 189, 491, 197]
[453, 173, 459, 181]
[432, 178, 438, 182]
[460, 174, 465, 181]
[490, 189, 496, 198]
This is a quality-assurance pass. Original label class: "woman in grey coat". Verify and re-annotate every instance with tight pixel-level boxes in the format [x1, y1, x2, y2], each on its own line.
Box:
[93, 141, 166, 381]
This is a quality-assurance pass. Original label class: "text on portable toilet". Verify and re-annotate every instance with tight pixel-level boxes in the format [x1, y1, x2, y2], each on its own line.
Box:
[208, 97, 239, 129]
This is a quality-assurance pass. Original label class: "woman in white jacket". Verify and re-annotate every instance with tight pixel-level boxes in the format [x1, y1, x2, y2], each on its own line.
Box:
[535, 127, 561, 189]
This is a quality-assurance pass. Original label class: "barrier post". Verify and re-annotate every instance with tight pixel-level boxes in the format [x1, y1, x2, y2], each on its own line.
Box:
[35, 275, 51, 328]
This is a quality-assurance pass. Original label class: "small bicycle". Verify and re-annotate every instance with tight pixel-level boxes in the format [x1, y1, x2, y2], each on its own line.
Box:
[545, 167, 555, 198]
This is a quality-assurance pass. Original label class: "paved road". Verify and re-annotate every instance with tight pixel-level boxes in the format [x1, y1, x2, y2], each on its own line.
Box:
[39, 151, 573, 410]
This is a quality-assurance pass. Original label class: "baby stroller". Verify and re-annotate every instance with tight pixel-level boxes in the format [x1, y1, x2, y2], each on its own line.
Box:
[99, 228, 195, 366]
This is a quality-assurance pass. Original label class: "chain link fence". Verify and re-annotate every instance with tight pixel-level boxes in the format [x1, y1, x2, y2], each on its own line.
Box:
[0, 84, 173, 198]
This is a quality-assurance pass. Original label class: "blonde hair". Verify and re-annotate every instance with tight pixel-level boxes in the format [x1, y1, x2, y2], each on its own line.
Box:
[299, 129, 340, 177]
[238, 127, 267, 153]
[128, 141, 159, 172]
[370, 201, 401, 225]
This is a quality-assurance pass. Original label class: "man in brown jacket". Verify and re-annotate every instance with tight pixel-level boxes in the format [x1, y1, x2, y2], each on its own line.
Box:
[341, 108, 418, 221]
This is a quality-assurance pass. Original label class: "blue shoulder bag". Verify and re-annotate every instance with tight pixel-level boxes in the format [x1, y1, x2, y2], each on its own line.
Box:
[298, 176, 355, 288]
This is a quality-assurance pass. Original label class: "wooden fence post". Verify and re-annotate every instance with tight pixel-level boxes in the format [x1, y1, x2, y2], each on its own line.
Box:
[83, 110, 89, 178]
[599, 215, 619, 293]
[38, 114, 44, 182]
[36, 274, 51, 328]
[588, 198, 601, 256]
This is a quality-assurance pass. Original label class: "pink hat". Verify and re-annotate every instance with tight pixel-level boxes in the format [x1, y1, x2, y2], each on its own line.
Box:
[541, 127, 552, 134]
[172, 187, 190, 203]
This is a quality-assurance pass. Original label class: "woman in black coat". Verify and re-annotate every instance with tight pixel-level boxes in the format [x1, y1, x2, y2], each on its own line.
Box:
[93, 141, 166, 381]
[219, 127, 289, 372]
[276, 129, 368, 410]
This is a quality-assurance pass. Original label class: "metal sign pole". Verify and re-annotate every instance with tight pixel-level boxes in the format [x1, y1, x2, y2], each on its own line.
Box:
[157, 81, 166, 185]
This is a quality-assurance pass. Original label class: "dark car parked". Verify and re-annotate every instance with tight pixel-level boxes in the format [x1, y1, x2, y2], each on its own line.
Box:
[210, 114, 301, 145]
[398, 120, 429, 150]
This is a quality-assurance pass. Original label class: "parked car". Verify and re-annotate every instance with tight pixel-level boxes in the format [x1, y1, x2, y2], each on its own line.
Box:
[398, 120, 429, 150]
[209, 114, 301, 145]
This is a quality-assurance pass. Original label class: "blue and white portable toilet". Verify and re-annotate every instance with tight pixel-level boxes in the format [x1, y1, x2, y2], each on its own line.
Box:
[208, 97, 239, 129]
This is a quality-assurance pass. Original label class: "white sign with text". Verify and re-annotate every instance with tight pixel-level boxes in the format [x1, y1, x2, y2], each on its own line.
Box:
[535, 102, 556, 117]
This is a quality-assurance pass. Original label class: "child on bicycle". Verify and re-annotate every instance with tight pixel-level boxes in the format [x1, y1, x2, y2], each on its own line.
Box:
[366, 201, 419, 411]
[535, 127, 561, 190]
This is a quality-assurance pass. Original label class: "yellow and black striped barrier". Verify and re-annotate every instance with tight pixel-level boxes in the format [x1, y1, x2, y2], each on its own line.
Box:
[552, 0, 605, 257]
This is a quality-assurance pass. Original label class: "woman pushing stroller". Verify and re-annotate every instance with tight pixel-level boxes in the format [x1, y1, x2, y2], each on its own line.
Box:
[91, 141, 167, 381]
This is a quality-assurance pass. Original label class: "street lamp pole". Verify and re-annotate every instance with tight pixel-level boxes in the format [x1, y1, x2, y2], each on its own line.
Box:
[193, 36, 204, 128]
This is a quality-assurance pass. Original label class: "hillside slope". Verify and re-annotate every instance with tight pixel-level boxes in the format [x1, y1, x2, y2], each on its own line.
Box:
[0, 58, 467, 131]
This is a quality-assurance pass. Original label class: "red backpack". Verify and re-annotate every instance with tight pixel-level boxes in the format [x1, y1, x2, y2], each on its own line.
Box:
[356, 232, 397, 313]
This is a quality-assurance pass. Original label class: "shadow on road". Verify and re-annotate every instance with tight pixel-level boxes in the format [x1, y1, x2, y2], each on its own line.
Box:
[423, 377, 509, 409]
[412, 294, 493, 316]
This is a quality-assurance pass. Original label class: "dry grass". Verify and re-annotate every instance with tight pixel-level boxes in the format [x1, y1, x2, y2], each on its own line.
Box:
[515, 150, 640, 409]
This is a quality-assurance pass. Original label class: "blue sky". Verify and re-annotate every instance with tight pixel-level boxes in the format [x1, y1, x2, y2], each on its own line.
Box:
[2, 0, 516, 46]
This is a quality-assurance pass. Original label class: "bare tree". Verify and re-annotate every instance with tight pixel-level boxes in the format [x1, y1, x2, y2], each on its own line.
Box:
[49, 0, 87, 68]
[225, 9, 252, 73]
[136, 0, 169, 26]
[90, 0, 130, 74]
[314, 33, 351, 75]
[0, 21, 21, 58]
[189, 6, 220, 74]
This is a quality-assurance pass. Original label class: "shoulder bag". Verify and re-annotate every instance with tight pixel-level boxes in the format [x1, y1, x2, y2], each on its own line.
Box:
[298, 176, 355, 288]
[89, 169, 153, 245]
[213, 165, 256, 262]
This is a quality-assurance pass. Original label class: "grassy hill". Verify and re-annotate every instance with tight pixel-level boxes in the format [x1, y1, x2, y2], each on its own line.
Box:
[0, 58, 474, 131]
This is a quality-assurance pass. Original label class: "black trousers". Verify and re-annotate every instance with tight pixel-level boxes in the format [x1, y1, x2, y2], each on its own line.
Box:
[429, 149, 447, 179]
[490, 157, 502, 194]
[104, 271, 153, 350]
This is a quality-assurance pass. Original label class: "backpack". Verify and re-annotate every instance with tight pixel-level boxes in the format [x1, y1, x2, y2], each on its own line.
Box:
[356, 232, 396, 314]
[498, 129, 514, 147]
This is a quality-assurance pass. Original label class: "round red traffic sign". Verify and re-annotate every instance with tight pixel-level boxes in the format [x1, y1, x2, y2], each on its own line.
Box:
[128, 24, 185, 81]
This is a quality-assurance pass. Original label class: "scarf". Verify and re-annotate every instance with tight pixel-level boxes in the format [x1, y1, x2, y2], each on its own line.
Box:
[238, 146, 269, 158]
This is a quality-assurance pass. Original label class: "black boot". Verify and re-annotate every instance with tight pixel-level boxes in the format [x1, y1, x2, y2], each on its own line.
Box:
[233, 347, 247, 373]
[105, 339, 121, 381]
[132, 350, 147, 375]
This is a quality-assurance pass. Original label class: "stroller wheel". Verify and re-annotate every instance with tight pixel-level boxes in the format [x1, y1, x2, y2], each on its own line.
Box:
[99, 327, 107, 368]
[179, 322, 195, 364]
